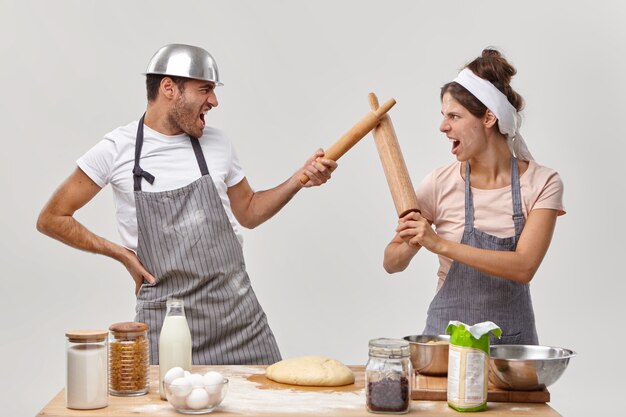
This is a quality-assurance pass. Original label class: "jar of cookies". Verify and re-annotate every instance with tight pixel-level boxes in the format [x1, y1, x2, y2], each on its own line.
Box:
[108, 322, 150, 396]
[365, 338, 412, 414]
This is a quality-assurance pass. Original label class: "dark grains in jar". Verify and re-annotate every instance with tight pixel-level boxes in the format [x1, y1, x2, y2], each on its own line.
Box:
[366, 376, 410, 413]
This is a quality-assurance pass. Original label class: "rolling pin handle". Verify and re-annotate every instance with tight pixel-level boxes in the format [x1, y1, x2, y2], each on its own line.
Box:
[374, 98, 396, 118]
[299, 96, 396, 185]
[299, 172, 311, 185]
[398, 208, 421, 218]
[370, 92, 420, 218]
[368, 92, 380, 110]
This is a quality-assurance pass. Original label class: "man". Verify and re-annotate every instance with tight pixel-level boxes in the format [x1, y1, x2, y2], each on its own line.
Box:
[37, 44, 337, 365]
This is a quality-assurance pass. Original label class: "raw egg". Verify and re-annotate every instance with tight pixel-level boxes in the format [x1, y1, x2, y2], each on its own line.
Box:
[186, 388, 210, 409]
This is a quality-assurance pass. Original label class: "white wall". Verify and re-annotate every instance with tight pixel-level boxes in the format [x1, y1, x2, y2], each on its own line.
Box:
[2, 1, 624, 416]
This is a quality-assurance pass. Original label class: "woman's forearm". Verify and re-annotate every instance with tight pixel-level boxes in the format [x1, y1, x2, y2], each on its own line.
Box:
[383, 240, 420, 273]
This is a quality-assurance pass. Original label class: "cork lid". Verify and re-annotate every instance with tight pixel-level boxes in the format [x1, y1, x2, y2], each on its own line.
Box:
[109, 321, 149, 334]
[65, 329, 108, 343]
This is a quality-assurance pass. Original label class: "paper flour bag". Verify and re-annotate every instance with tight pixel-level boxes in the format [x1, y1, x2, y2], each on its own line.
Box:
[446, 321, 502, 412]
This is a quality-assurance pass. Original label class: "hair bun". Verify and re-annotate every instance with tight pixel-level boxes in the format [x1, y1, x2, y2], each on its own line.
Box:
[466, 48, 523, 111]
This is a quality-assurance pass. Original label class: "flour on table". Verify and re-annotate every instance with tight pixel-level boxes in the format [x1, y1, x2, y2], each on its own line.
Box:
[511, 407, 532, 411]
[221, 374, 365, 414]
[129, 403, 171, 413]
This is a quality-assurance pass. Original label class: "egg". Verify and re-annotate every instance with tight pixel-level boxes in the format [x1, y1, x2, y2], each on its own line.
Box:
[168, 377, 192, 397]
[163, 366, 185, 385]
[203, 371, 224, 394]
[187, 372, 206, 388]
[184, 370, 192, 378]
[167, 391, 187, 409]
[186, 388, 210, 410]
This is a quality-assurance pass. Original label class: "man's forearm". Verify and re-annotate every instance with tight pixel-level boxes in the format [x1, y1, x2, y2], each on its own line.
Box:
[242, 175, 302, 229]
[37, 214, 128, 263]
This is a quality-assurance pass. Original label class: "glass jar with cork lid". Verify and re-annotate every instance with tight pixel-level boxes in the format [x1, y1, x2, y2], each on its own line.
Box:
[65, 329, 109, 410]
[365, 338, 412, 414]
[108, 322, 150, 396]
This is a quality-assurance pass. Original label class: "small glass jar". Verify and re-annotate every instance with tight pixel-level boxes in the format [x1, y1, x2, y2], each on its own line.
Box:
[108, 322, 150, 396]
[365, 338, 412, 414]
[65, 330, 108, 410]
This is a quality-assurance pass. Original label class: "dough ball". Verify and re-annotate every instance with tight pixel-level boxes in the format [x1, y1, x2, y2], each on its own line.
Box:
[265, 355, 355, 387]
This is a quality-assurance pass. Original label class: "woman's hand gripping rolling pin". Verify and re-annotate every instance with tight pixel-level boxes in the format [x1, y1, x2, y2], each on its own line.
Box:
[396, 211, 442, 253]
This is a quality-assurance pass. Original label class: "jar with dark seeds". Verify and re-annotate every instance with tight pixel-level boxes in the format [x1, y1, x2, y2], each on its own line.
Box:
[365, 338, 412, 414]
[366, 376, 410, 413]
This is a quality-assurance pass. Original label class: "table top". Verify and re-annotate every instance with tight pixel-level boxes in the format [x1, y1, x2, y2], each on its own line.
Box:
[37, 365, 561, 417]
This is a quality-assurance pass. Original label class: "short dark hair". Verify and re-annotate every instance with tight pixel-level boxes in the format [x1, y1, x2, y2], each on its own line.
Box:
[146, 74, 188, 102]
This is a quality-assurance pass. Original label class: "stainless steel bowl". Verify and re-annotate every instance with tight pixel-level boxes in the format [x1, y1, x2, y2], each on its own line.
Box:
[489, 345, 576, 391]
[403, 335, 450, 376]
[145, 44, 223, 85]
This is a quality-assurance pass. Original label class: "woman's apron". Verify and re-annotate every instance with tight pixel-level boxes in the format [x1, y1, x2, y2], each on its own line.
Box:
[424, 158, 538, 345]
[132, 115, 282, 364]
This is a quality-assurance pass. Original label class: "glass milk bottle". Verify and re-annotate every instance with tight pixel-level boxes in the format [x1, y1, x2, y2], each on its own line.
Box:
[65, 330, 108, 410]
[159, 298, 192, 400]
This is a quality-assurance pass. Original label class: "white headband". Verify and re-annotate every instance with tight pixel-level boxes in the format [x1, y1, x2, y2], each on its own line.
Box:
[453, 68, 534, 161]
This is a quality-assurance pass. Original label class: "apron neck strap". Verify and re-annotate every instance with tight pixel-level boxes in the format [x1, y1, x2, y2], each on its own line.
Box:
[464, 162, 473, 229]
[133, 115, 210, 191]
[510, 157, 524, 239]
[464, 157, 525, 238]
[133, 113, 155, 192]
[189, 135, 209, 176]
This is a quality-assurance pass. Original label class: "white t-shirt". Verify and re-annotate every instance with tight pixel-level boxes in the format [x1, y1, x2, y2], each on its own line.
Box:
[77, 120, 245, 251]
[416, 160, 565, 291]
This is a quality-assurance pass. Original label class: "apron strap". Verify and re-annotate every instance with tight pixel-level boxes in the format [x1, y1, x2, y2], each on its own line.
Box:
[133, 114, 155, 192]
[464, 162, 474, 230]
[463, 157, 525, 239]
[510, 157, 525, 240]
[133, 115, 211, 191]
[189, 136, 210, 176]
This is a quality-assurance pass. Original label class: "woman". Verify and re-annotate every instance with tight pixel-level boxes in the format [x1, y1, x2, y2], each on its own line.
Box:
[383, 49, 564, 344]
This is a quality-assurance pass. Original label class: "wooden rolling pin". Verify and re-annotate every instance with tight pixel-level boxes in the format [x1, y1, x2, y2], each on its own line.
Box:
[299, 98, 396, 184]
[369, 92, 419, 218]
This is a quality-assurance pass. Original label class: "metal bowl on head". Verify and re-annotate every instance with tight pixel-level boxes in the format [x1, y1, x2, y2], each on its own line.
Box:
[489, 345, 576, 391]
[145, 43, 223, 85]
[403, 335, 450, 376]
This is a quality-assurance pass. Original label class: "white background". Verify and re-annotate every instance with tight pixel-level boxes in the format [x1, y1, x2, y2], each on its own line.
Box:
[1, 1, 624, 416]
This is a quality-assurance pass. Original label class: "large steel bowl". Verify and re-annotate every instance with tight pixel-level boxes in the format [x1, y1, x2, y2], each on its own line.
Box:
[145, 44, 222, 85]
[403, 335, 450, 376]
[489, 345, 576, 391]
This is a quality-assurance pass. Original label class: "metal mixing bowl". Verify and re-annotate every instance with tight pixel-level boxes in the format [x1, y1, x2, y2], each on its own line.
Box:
[145, 44, 223, 85]
[403, 335, 450, 376]
[489, 345, 576, 391]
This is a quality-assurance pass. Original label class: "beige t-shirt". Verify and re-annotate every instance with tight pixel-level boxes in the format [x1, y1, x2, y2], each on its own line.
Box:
[416, 160, 565, 291]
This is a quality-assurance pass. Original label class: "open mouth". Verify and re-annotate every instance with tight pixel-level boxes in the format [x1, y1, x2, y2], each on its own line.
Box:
[450, 138, 460, 154]
[199, 112, 206, 128]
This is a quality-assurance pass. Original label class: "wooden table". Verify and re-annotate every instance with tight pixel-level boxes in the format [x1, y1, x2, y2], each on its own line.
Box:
[37, 366, 561, 417]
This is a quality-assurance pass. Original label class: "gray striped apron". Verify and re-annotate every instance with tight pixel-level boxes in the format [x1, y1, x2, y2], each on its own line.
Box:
[132, 115, 282, 364]
[424, 157, 538, 345]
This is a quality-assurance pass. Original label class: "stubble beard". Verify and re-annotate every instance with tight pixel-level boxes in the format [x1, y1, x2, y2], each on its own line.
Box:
[167, 95, 202, 139]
